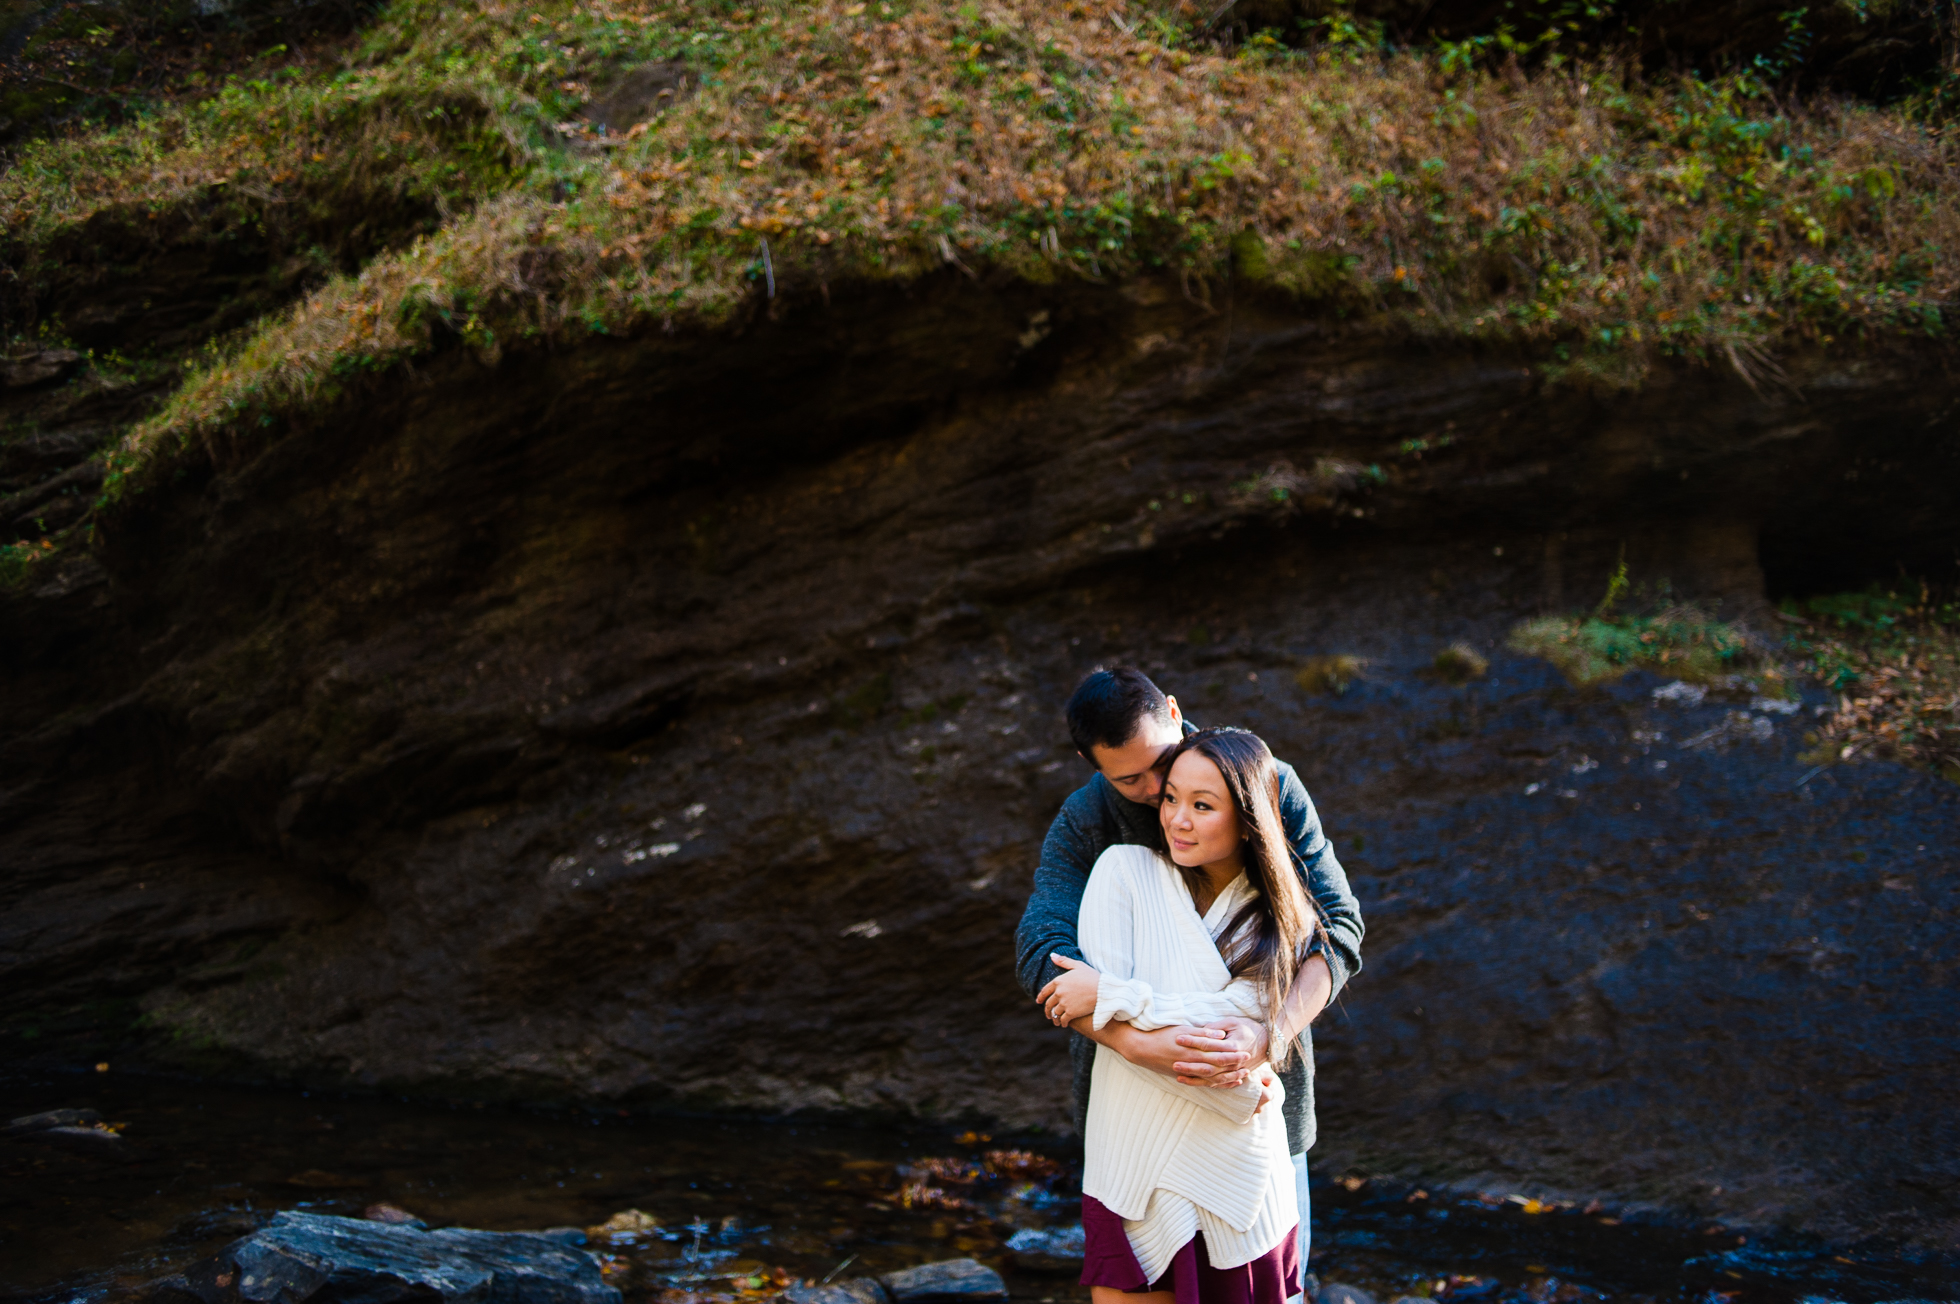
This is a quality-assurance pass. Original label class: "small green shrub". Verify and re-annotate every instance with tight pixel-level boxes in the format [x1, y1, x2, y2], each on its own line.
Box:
[1296, 654, 1363, 695]
[1433, 642, 1489, 683]
[1509, 606, 1751, 685]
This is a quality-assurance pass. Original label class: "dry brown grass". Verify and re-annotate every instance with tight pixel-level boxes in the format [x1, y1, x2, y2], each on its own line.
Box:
[0, 0, 1944, 505]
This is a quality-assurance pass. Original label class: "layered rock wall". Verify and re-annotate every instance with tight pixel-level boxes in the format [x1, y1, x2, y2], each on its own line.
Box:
[3, 279, 1956, 1245]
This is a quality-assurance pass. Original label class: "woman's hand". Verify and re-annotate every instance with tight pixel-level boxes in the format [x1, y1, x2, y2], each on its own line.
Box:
[1038, 953, 1103, 1027]
[1172, 1017, 1270, 1086]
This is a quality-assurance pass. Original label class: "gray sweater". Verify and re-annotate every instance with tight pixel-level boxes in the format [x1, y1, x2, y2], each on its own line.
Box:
[1013, 748, 1364, 1157]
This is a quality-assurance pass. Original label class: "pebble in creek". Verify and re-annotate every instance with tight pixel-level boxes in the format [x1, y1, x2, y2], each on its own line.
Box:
[1005, 1225, 1086, 1273]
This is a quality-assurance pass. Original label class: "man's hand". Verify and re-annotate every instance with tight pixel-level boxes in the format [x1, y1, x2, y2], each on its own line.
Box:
[1078, 1018, 1273, 1107]
[1172, 1017, 1269, 1087]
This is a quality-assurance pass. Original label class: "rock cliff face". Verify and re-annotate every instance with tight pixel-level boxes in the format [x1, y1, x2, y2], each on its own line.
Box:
[3, 278, 1957, 1247]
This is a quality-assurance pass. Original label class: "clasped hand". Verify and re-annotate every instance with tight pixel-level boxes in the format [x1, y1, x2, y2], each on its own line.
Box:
[1037, 952, 1274, 1105]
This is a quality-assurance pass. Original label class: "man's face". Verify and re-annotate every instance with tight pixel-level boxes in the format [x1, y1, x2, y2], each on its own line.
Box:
[1084, 695, 1184, 806]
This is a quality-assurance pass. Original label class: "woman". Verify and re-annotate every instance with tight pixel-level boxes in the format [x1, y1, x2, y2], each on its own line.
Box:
[1039, 727, 1327, 1304]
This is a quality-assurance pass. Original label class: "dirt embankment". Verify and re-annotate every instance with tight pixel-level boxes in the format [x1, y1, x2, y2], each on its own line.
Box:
[2, 278, 1956, 1249]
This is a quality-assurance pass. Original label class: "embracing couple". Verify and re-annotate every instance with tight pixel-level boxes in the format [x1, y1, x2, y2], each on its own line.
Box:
[1014, 668, 1365, 1304]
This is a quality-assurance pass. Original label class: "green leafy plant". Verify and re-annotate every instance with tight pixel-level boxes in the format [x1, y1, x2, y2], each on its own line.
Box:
[1510, 568, 1755, 685]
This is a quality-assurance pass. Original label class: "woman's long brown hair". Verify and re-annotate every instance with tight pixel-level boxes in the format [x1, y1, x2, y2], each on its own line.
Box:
[1165, 726, 1330, 1068]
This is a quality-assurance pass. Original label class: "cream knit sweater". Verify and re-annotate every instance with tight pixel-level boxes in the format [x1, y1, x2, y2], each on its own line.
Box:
[1078, 844, 1299, 1282]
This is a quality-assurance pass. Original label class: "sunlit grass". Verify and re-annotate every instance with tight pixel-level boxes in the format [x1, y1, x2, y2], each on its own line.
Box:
[0, 0, 1952, 508]
[1508, 607, 1759, 686]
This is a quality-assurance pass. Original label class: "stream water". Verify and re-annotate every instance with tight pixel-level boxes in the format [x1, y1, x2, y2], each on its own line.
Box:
[0, 1069, 1947, 1304]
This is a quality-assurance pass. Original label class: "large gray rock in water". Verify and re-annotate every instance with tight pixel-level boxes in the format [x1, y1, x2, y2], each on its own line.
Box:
[784, 1281, 890, 1304]
[783, 1262, 1005, 1304]
[145, 1211, 619, 1304]
[880, 1261, 1007, 1304]
[3, 1107, 103, 1134]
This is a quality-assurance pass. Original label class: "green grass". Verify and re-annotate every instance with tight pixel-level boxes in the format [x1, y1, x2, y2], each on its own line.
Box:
[0, 0, 1954, 526]
[1509, 607, 1757, 685]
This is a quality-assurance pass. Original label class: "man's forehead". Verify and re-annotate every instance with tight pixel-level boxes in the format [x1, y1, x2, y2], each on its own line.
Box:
[1101, 740, 1176, 778]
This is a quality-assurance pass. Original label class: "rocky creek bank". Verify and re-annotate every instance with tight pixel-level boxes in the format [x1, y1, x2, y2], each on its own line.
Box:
[3, 1073, 1951, 1304]
[2, 279, 1957, 1252]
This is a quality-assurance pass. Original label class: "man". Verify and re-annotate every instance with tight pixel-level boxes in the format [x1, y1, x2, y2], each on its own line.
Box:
[1014, 666, 1364, 1294]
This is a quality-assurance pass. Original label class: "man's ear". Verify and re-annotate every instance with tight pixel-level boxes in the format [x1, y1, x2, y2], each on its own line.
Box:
[1165, 695, 1182, 727]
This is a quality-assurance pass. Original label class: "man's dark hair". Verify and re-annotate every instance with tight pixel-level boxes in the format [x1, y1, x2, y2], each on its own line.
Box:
[1066, 667, 1173, 758]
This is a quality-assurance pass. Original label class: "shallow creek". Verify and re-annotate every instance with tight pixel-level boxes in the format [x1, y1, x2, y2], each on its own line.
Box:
[0, 1070, 1943, 1304]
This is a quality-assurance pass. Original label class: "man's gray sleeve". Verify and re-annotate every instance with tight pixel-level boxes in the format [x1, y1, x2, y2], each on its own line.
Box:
[1013, 789, 1100, 999]
[1275, 761, 1364, 998]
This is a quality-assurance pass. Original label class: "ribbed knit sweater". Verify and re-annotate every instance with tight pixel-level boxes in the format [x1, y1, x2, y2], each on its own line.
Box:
[1079, 844, 1298, 1282]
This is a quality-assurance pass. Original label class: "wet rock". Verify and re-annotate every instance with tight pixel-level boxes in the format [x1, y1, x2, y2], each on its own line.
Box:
[142, 1210, 618, 1304]
[880, 1260, 1007, 1304]
[782, 1260, 1005, 1304]
[1005, 1225, 1085, 1272]
[587, 1209, 660, 1244]
[3, 1107, 102, 1134]
[7, 1110, 128, 1158]
[22, 1123, 126, 1153]
[785, 1280, 891, 1304]
[1316, 1285, 1378, 1304]
[533, 1228, 589, 1247]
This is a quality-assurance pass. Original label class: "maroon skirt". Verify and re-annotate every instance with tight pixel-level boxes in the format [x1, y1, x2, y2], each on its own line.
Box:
[1079, 1195, 1300, 1304]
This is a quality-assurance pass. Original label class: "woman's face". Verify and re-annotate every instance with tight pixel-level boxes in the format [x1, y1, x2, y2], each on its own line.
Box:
[1160, 751, 1243, 868]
